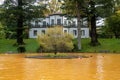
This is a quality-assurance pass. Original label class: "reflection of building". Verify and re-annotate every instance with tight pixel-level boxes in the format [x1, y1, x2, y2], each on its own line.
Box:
[29, 13, 89, 38]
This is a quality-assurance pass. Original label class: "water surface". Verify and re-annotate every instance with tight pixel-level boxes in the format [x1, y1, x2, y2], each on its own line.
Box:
[0, 53, 120, 80]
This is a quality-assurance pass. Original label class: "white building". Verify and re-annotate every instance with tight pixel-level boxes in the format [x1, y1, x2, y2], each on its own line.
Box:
[29, 13, 89, 38]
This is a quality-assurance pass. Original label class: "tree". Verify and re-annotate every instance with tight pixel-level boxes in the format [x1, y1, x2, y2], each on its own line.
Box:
[105, 11, 120, 38]
[113, 0, 120, 12]
[62, 0, 86, 50]
[47, 0, 62, 14]
[0, 23, 5, 39]
[88, 0, 100, 46]
[98, 1, 120, 38]
[62, 0, 118, 47]
[39, 0, 63, 16]
[63, 0, 118, 46]
[0, 0, 45, 52]
[86, 0, 119, 46]
[37, 26, 74, 55]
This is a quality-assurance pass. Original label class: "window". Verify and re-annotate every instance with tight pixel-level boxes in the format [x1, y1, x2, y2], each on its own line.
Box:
[64, 20, 67, 25]
[35, 21, 38, 27]
[51, 19, 54, 25]
[42, 30, 45, 34]
[68, 21, 71, 26]
[57, 19, 61, 25]
[33, 30, 37, 36]
[72, 21, 76, 26]
[64, 30, 67, 33]
[73, 30, 77, 36]
[81, 30, 85, 36]
[43, 21, 46, 27]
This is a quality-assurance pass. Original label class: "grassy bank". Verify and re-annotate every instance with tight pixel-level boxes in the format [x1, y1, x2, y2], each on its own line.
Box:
[0, 38, 120, 53]
[0, 39, 39, 53]
[80, 38, 120, 53]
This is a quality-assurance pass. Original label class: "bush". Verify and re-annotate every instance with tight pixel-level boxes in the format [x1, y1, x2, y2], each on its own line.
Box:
[37, 26, 74, 54]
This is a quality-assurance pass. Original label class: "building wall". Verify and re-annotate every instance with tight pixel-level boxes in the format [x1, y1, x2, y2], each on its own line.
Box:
[29, 28, 47, 38]
[63, 28, 89, 38]
[29, 14, 89, 38]
[29, 27, 89, 38]
[31, 15, 79, 27]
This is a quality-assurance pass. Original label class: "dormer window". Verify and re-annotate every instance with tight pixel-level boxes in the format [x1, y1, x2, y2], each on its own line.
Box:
[73, 21, 76, 26]
[35, 21, 38, 27]
[68, 21, 71, 26]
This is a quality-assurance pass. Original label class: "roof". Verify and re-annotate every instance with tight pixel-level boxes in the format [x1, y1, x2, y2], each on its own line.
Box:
[48, 13, 66, 16]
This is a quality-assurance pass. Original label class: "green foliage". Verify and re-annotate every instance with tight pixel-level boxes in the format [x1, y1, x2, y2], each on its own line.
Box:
[37, 26, 74, 54]
[93, 0, 114, 17]
[0, 23, 5, 39]
[62, 0, 117, 47]
[0, 0, 45, 39]
[0, 0, 46, 52]
[40, 0, 62, 15]
[105, 11, 120, 38]
[62, 0, 116, 17]
[86, 0, 117, 46]
[62, 0, 86, 17]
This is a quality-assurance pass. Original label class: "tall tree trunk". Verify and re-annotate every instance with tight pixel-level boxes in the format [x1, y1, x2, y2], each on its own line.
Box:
[89, 0, 100, 46]
[54, 44, 57, 55]
[114, 32, 119, 38]
[17, 0, 25, 53]
[90, 14, 100, 46]
[77, 15, 82, 50]
[76, 2, 81, 50]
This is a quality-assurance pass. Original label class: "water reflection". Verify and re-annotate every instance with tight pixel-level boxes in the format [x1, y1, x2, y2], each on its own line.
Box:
[96, 54, 104, 80]
[0, 54, 120, 80]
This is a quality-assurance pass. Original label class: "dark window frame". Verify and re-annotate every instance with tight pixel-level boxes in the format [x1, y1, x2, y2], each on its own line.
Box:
[33, 30, 37, 36]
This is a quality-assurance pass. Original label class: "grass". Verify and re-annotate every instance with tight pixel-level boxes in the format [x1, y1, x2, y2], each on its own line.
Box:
[81, 38, 120, 53]
[0, 39, 39, 53]
[0, 38, 120, 53]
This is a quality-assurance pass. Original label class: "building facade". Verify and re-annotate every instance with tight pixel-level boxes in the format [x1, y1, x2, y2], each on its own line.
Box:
[29, 13, 89, 38]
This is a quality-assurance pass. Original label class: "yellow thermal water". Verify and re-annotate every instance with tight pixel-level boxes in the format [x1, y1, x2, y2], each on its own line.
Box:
[0, 53, 120, 80]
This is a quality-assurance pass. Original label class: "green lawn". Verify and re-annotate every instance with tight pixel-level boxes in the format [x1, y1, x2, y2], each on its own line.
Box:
[81, 38, 120, 53]
[0, 38, 120, 53]
[0, 39, 39, 53]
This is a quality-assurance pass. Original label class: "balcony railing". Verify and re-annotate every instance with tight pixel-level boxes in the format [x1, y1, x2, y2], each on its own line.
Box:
[30, 24, 87, 28]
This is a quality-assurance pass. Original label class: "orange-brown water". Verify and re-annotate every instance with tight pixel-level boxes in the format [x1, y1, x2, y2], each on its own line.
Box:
[0, 53, 120, 80]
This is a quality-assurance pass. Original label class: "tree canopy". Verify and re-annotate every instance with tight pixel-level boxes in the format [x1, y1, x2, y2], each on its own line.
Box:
[62, 0, 119, 46]
[0, 0, 45, 28]
[105, 10, 120, 38]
